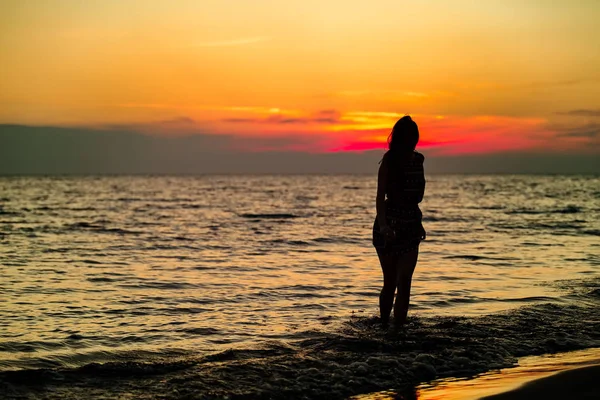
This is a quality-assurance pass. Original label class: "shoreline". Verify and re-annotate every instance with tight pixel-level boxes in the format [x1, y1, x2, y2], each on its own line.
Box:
[355, 347, 600, 400]
[2, 274, 598, 399]
[481, 365, 600, 400]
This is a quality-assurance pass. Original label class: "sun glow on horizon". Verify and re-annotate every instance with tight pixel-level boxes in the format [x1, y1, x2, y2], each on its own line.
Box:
[0, 0, 599, 156]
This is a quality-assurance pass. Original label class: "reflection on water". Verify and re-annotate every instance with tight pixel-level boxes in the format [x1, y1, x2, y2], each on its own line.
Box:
[0, 175, 598, 371]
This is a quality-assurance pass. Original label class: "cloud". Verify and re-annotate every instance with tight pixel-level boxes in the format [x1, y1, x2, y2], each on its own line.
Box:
[221, 110, 343, 125]
[522, 78, 597, 89]
[335, 90, 433, 98]
[555, 109, 600, 117]
[345, 111, 404, 118]
[222, 118, 257, 124]
[1, 124, 599, 174]
[4, 109, 598, 175]
[554, 123, 600, 138]
[115, 103, 180, 109]
[217, 110, 598, 155]
[95, 117, 208, 136]
[194, 37, 268, 47]
[463, 78, 598, 91]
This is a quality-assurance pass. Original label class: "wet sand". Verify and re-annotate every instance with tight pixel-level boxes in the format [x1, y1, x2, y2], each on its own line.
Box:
[481, 365, 600, 399]
[355, 348, 600, 400]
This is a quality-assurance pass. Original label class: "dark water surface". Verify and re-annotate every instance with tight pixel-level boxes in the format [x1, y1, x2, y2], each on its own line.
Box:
[0, 175, 598, 398]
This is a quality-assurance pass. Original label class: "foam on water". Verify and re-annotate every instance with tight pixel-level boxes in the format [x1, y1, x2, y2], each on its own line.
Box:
[1, 277, 598, 399]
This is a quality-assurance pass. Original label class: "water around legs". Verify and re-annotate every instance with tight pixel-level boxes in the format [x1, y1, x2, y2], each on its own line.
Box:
[377, 247, 419, 326]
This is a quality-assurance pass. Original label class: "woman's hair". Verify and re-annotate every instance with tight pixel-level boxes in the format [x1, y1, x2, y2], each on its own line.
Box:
[387, 115, 419, 153]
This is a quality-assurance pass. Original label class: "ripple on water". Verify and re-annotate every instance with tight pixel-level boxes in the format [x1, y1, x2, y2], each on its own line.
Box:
[1, 175, 598, 392]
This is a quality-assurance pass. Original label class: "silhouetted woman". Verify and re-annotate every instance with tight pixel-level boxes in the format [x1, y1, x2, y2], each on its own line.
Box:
[373, 116, 426, 327]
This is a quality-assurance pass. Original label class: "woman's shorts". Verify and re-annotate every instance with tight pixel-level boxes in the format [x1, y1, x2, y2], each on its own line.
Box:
[373, 205, 426, 255]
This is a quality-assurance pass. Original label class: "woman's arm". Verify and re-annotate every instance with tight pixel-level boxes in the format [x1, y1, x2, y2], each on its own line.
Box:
[376, 154, 388, 228]
[416, 152, 426, 203]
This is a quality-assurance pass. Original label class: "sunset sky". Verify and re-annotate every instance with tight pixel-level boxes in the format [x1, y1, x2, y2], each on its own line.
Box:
[1, 0, 599, 172]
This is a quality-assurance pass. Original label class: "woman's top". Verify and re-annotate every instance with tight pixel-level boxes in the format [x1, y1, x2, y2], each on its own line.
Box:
[385, 151, 426, 206]
[372, 150, 426, 254]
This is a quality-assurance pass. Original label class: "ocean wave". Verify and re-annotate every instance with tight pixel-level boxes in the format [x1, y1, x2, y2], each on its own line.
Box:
[64, 221, 142, 235]
[0, 209, 20, 216]
[505, 205, 582, 215]
[582, 229, 600, 236]
[268, 239, 312, 246]
[421, 215, 460, 222]
[2, 278, 597, 400]
[488, 221, 587, 233]
[444, 255, 520, 261]
[240, 213, 301, 219]
[312, 236, 364, 245]
[116, 281, 201, 290]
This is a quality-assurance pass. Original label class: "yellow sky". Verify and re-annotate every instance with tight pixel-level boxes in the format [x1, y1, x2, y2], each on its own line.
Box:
[1, 0, 599, 153]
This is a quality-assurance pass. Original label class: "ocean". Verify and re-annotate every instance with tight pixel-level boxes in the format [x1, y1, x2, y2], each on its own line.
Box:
[1, 175, 598, 399]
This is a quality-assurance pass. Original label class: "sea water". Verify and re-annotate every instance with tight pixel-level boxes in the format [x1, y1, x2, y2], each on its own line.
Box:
[0, 175, 598, 398]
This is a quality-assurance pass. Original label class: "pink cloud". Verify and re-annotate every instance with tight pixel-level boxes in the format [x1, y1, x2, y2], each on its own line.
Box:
[88, 112, 598, 155]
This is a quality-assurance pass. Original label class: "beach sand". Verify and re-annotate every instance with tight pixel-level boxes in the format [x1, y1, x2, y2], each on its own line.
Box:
[355, 348, 600, 400]
[480, 365, 600, 400]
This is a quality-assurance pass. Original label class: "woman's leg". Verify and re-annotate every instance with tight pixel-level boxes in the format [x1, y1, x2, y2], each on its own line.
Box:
[393, 247, 419, 326]
[376, 248, 399, 324]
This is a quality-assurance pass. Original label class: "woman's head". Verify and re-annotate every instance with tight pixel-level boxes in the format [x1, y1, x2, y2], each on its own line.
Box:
[388, 115, 419, 153]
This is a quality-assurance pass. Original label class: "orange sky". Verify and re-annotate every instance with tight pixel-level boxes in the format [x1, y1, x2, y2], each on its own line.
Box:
[1, 0, 599, 155]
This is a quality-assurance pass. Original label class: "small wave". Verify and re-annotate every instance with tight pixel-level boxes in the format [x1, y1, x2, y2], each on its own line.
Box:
[506, 205, 582, 215]
[0, 209, 20, 216]
[192, 265, 218, 270]
[240, 213, 300, 219]
[268, 239, 311, 246]
[172, 236, 195, 242]
[41, 247, 72, 253]
[488, 222, 585, 232]
[112, 197, 144, 202]
[582, 229, 600, 236]
[153, 307, 211, 315]
[67, 221, 103, 229]
[176, 327, 221, 335]
[65, 221, 141, 235]
[556, 205, 583, 214]
[65, 334, 86, 341]
[1, 274, 599, 399]
[144, 244, 201, 251]
[79, 259, 103, 265]
[180, 204, 206, 209]
[429, 298, 480, 306]
[469, 205, 505, 210]
[103, 228, 141, 235]
[521, 241, 560, 247]
[497, 295, 558, 303]
[69, 206, 97, 211]
[312, 236, 364, 245]
[277, 284, 331, 291]
[296, 195, 319, 201]
[0, 340, 64, 353]
[444, 255, 519, 261]
[588, 288, 600, 298]
[2, 294, 598, 399]
[117, 281, 200, 290]
[87, 277, 115, 283]
[445, 255, 485, 261]
[422, 216, 457, 222]
[256, 290, 336, 299]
